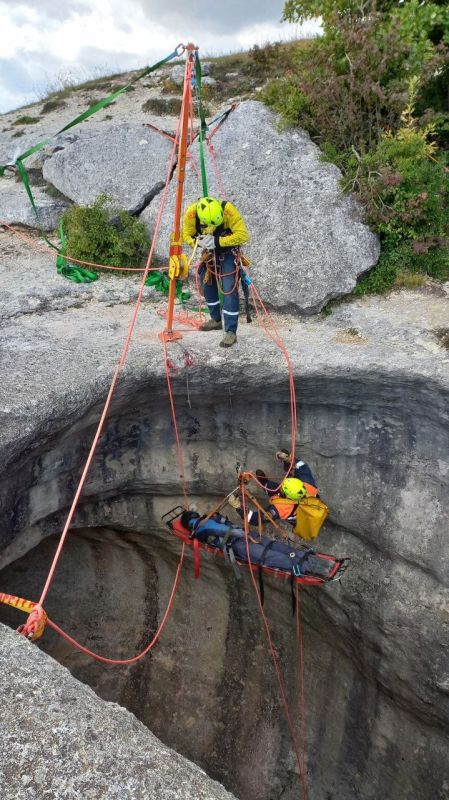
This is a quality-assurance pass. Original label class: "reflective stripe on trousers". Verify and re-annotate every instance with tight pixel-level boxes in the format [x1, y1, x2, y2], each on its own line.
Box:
[199, 251, 239, 332]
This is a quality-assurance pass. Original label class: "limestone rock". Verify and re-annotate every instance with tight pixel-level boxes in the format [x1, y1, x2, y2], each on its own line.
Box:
[0, 176, 69, 231]
[143, 101, 380, 314]
[42, 123, 173, 208]
[0, 624, 236, 800]
[170, 62, 211, 84]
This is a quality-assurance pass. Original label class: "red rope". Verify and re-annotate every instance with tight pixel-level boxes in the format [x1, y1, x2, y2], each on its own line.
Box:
[0, 221, 166, 274]
[45, 542, 185, 665]
[296, 585, 308, 796]
[161, 338, 189, 505]
[241, 484, 307, 798]
[36, 111, 182, 609]
[207, 141, 227, 199]
[193, 127, 298, 487]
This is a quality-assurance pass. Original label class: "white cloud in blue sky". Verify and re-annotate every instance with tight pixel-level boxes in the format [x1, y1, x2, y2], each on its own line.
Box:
[0, 1, 321, 113]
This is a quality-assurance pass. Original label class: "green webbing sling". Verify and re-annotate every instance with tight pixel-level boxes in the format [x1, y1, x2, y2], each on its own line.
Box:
[145, 270, 190, 302]
[1, 46, 182, 282]
[194, 52, 208, 197]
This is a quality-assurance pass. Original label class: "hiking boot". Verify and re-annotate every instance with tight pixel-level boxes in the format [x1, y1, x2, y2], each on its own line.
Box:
[200, 318, 222, 331]
[220, 331, 237, 348]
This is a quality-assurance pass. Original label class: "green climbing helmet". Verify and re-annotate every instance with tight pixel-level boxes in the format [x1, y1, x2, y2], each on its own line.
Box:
[281, 477, 307, 502]
[196, 196, 224, 227]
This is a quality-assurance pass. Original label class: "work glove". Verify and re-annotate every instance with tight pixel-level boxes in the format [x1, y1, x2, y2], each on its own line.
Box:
[197, 234, 215, 251]
[228, 493, 241, 510]
[275, 449, 291, 463]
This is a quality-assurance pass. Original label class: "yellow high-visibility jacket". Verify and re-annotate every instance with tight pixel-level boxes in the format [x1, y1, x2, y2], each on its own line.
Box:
[183, 200, 249, 249]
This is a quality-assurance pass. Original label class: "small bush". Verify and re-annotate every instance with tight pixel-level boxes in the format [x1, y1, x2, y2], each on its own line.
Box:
[142, 97, 182, 115]
[41, 100, 67, 113]
[262, 78, 310, 128]
[61, 194, 150, 268]
[14, 116, 41, 125]
[394, 270, 425, 289]
[12, 130, 25, 138]
[161, 77, 182, 95]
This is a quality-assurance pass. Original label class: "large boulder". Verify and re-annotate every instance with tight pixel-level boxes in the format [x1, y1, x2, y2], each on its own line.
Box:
[0, 624, 236, 800]
[143, 101, 380, 313]
[0, 176, 69, 231]
[42, 123, 173, 208]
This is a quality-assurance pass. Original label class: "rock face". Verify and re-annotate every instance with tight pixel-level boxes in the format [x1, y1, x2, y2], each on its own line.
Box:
[144, 101, 380, 313]
[42, 123, 174, 208]
[0, 235, 448, 800]
[0, 624, 236, 800]
[0, 175, 69, 231]
[2, 96, 379, 312]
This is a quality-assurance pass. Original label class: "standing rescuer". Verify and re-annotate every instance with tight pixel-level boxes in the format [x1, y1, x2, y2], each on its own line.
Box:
[183, 195, 249, 348]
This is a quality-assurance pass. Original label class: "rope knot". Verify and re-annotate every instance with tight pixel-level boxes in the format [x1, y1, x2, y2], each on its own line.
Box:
[17, 605, 47, 642]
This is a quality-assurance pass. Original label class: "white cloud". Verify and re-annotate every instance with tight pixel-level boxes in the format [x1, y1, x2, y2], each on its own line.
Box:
[0, 0, 321, 113]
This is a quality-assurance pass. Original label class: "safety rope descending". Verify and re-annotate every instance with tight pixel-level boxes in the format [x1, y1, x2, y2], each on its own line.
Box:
[240, 482, 308, 799]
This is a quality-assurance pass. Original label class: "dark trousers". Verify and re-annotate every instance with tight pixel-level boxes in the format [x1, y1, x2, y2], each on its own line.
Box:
[199, 250, 239, 333]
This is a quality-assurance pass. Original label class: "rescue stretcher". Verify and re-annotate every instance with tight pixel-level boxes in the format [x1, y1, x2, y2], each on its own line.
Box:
[163, 506, 349, 586]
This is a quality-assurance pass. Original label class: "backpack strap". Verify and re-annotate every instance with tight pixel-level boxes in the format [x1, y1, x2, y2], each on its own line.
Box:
[221, 529, 241, 580]
[257, 539, 276, 607]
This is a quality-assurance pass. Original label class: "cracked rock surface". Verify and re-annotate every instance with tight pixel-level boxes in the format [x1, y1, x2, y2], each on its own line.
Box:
[144, 101, 380, 313]
[42, 123, 174, 208]
[0, 624, 237, 800]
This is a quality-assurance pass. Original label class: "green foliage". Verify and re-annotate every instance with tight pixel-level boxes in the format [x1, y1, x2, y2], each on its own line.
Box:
[14, 115, 41, 125]
[276, 3, 449, 152]
[142, 97, 182, 115]
[262, 79, 310, 127]
[61, 195, 150, 268]
[276, 1, 449, 294]
[41, 100, 67, 113]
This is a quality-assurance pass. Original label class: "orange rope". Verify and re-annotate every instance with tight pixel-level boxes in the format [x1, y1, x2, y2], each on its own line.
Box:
[44, 542, 185, 665]
[36, 111, 182, 610]
[161, 338, 189, 505]
[191, 127, 298, 487]
[296, 585, 307, 792]
[0, 221, 165, 273]
[241, 483, 307, 798]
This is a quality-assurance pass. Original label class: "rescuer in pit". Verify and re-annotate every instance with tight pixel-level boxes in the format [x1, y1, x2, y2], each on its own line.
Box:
[228, 449, 320, 530]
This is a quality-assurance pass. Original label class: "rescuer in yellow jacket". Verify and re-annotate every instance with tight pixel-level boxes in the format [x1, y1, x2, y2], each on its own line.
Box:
[183, 196, 249, 348]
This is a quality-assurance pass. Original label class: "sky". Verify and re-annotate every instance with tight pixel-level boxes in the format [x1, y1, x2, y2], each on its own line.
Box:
[0, 1, 321, 114]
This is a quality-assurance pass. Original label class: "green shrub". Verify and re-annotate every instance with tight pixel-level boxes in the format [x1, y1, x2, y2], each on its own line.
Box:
[278, 2, 449, 153]
[353, 240, 449, 296]
[142, 97, 182, 115]
[262, 78, 310, 127]
[61, 195, 150, 268]
[14, 116, 41, 125]
[41, 100, 67, 113]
